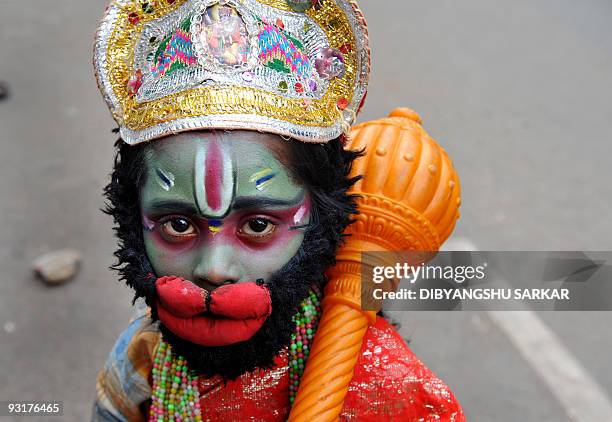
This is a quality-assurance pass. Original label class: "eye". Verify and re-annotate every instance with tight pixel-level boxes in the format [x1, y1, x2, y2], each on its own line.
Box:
[238, 217, 276, 239]
[158, 217, 198, 243]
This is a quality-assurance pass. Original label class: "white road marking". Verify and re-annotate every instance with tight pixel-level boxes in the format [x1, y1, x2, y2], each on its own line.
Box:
[489, 311, 612, 422]
[442, 237, 612, 422]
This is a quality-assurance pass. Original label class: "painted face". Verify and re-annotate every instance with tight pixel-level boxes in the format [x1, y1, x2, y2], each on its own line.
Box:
[140, 131, 311, 292]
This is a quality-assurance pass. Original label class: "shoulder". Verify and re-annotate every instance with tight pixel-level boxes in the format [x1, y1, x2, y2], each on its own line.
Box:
[111, 313, 160, 377]
[94, 312, 161, 422]
[341, 316, 465, 422]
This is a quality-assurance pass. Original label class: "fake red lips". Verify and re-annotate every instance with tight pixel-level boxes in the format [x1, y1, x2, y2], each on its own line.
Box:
[155, 276, 272, 346]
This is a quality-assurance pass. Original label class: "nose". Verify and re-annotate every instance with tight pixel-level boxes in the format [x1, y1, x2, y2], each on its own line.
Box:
[192, 243, 240, 291]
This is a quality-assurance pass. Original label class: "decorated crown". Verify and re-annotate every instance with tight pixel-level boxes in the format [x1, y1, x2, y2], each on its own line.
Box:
[94, 0, 370, 144]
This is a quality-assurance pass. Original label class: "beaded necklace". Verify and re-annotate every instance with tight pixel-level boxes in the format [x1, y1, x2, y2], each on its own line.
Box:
[149, 289, 321, 420]
[288, 288, 321, 404]
[149, 341, 202, 421]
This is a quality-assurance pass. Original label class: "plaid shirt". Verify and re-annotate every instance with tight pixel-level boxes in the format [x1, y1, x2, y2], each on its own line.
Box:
[93, 302, 160, 422]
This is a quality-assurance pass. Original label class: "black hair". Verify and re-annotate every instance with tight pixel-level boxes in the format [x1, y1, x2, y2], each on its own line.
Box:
[103, 132, 363, 378]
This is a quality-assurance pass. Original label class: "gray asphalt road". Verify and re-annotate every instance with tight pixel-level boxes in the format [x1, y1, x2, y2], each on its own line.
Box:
[1, 0, 611, 421]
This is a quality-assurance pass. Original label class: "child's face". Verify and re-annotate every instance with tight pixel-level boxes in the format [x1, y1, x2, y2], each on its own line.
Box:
[140, 130, 311, 291]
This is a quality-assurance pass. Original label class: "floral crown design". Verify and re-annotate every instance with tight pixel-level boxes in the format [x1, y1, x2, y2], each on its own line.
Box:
[94, 0, 370, 144]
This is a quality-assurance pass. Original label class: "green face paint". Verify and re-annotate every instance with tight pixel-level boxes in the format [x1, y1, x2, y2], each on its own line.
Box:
[140, 131, 311, 292]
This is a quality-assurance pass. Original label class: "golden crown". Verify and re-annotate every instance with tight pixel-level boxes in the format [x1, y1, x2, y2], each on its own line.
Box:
[94, 0, 370, 144]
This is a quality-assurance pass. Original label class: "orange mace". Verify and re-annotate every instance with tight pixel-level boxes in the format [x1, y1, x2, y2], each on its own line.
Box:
[288, 108, 462, 421]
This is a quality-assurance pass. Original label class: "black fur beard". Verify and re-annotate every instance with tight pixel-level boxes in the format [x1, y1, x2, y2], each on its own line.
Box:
[158, 226, 325, 380]
[103, 134, 362, 380]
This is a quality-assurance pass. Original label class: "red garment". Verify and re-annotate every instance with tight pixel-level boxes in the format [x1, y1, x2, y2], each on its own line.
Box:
[195, 317, 465, 421]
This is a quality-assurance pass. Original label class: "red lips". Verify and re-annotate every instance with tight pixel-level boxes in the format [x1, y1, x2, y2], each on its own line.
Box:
[155, 276, 272, 347]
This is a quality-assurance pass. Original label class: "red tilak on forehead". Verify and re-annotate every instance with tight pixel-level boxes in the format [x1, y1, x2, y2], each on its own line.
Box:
[205, 138, 223, 212]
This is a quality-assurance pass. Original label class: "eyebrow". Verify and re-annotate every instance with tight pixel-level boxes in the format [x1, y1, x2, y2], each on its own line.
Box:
[143, 200, 199, 216]
[143, 192, 306, 217]
[232, 191, 305, 211]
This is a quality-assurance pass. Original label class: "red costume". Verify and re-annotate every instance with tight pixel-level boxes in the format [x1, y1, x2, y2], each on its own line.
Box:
[95, 311, 464, 421]
[193, 317, 464, 421]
